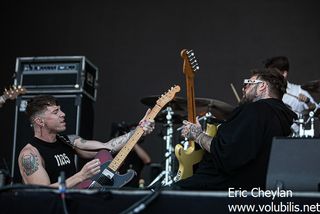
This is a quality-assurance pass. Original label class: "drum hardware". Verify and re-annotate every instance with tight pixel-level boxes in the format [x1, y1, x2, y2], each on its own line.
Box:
[292, 106, 319, 138]
[147, 106, 175, 188]
[173, 97, 234, 120]
[301, 79, 320, 93]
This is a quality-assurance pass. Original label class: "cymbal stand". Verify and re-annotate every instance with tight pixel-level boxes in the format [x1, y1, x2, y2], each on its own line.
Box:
[303, 105, 319, 137]
[293, 106, 318, 137]
[147, 106, 175, 188]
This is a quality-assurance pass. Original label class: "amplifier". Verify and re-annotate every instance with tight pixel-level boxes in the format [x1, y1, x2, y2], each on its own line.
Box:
[14, 56, 98, 101]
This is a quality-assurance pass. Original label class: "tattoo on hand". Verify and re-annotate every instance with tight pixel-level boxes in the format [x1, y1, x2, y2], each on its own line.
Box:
[21, 153, 39, 176]
[185, 124, 202, 140]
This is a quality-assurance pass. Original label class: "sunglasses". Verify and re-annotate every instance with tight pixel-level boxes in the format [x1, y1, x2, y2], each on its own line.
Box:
[243, 79, 264, 88]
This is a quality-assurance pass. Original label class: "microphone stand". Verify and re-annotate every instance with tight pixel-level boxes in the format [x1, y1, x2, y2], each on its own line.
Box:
[147, 106, 175, 188]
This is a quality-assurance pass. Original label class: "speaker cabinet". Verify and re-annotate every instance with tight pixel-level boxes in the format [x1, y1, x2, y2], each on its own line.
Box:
[266, 137, 320, 191]
[11, 94, 94, 183]
[14, 56, 99, 101]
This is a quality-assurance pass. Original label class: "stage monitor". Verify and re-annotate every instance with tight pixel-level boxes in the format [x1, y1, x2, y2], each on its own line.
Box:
[266, 137, 320, 191]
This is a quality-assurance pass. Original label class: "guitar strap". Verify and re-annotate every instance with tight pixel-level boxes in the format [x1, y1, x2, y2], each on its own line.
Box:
[56, 134, 74, 148]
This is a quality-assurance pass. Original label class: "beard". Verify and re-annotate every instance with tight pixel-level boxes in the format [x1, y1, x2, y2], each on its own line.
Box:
[240, 86, 258, 105]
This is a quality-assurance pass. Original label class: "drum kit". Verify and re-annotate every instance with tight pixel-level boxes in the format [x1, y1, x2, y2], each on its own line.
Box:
[140, 95, 235, 187]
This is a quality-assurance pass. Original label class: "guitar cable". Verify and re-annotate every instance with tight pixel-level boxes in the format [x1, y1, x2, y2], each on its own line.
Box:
[58, 171, 69, 214]
[119, 182, 162, 214]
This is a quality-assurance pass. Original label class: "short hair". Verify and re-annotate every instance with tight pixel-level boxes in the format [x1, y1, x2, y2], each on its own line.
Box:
[251, 68, 287, 99]
[25, 95, 58, 122]
[263, 56, 289, 73]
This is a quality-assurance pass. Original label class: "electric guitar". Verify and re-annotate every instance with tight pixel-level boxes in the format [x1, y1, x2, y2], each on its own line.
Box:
[78, 85, 181, 189]
[0, 85, 26, 108]
[174, 49, 205, 181]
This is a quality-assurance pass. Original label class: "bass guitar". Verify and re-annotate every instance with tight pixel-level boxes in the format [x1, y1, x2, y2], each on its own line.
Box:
[78, 85, 181, 189]
[174, 49, 204, 181]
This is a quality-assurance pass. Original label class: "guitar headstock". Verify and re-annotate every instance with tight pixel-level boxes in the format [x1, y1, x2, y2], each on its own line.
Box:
[180, 49, 200, 77]
[2, 85, 26, 101]
[156, 85, 181, 107]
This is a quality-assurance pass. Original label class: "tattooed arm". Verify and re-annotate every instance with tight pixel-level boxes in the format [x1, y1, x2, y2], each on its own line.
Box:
[68, 131, 134, 159]
[68, 109, 155, 159]
[18, 145, 50, 185]
[18, 144, 101, 188]
[195, 133, 213, 152]
[106, 131, 134, 153]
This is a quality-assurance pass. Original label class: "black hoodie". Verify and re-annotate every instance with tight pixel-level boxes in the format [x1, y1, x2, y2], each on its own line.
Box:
[177, 98, 296, 190]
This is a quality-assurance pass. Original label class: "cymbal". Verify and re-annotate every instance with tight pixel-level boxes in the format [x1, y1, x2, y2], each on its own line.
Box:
[301, 80, 320, 93]
[140, 95, 185, 111]
[141, 96, 234, 121]
[140, 96, 186, 124]
[173, 97, 235, 120]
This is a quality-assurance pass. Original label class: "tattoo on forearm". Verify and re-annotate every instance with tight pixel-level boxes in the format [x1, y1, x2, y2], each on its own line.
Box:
[21, 153, 39, 176]
[110, 130, 134, 151]
[196, 133, 213, 152]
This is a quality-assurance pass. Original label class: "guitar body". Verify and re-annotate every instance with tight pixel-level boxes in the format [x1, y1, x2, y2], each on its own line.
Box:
[174, 144, 204, 180]
[77, 150, 136, 189]
[175, 120, 218, 180]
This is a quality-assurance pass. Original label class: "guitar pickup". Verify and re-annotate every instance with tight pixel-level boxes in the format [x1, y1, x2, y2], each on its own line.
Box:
[102, 168, 115, 179]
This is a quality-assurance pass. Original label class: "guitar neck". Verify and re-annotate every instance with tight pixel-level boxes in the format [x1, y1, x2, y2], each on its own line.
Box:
[108, 104, 162, 172]
[186, 76, 196, 123]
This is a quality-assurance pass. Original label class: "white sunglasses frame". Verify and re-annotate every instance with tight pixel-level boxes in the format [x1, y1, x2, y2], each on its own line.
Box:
[243, 79, 264, 84]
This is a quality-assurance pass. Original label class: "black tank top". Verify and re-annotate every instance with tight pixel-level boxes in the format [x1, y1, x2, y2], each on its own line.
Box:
[29, 136, 77, 183]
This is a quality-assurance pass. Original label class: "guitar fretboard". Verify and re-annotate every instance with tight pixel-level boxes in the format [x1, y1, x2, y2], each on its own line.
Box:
[108, 104, 162, 171]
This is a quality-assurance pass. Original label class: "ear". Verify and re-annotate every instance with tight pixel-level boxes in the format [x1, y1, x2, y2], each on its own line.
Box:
[34, 117, 45, 127]
[257, 81, 268, 93]
[283, 70, 288, 79]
